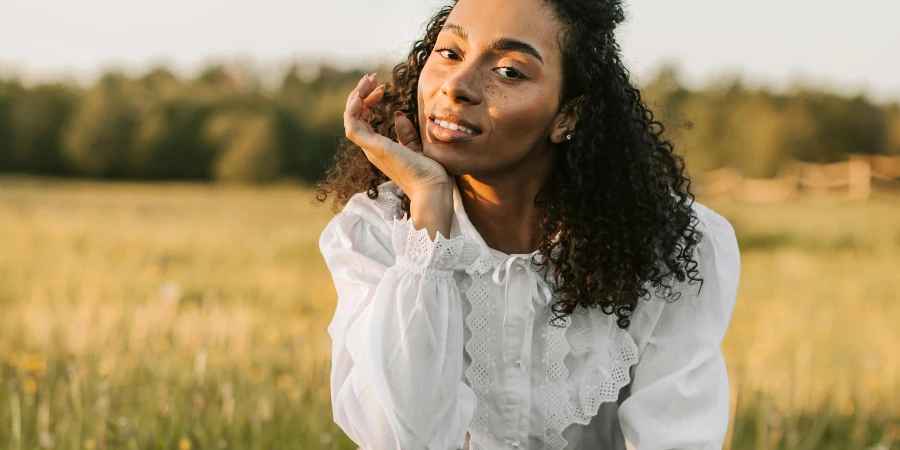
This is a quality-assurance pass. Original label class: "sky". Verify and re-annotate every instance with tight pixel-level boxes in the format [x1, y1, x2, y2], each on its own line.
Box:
[1, 0, 898, 101]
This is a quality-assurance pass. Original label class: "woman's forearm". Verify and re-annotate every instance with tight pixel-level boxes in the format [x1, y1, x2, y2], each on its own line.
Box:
[410, 183, 454, 241]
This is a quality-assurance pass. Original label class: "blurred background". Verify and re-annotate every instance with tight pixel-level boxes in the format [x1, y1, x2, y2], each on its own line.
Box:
[0, 0, 898, 448]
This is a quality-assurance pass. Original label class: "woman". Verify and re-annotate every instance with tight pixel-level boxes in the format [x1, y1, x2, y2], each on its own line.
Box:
[316, 0, 741, 448]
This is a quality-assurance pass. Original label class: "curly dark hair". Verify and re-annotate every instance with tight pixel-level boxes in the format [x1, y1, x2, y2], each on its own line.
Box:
[316, 0, 704, 330]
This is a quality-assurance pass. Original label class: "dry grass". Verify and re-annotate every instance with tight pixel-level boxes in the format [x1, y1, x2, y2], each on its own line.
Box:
[0, 175, 897, 449]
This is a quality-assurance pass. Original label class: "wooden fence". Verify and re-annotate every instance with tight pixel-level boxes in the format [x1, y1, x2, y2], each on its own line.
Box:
[694, 155, 900, 203]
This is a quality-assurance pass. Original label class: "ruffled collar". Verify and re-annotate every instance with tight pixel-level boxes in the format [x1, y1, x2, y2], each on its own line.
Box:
[447, 177, 564, 281]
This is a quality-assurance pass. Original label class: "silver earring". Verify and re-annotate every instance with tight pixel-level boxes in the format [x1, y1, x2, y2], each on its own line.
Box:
[566, 134, 572, 140]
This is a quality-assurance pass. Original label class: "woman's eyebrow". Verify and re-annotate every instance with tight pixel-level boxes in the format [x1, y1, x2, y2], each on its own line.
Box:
[443, 23, 545, 65]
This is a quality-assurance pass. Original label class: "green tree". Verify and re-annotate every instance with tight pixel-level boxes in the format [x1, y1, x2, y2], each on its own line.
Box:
[205, 111, 281, 183]
[722, 92, 784, 178]
[784, 91, 885, 163]
[62, 74, 137, 177]
[885, 104, 900, 155]
[0, 80, 19, 171]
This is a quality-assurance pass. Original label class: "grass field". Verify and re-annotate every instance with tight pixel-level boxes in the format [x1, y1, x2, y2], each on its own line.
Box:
[0, 175, 898, 449]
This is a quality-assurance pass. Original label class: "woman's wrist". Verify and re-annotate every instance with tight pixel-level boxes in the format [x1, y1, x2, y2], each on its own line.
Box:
[409, 183, 454, 241]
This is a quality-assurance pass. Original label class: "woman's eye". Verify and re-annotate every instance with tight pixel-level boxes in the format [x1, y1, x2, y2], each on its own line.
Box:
[495, 67, 524, 80]
[435, 48, 460, 61]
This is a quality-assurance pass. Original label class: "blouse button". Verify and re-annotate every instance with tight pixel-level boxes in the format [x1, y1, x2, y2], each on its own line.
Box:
[515, 358, 522, 368]
[515, 264, 525, 274]
[510, 440, 520, 448]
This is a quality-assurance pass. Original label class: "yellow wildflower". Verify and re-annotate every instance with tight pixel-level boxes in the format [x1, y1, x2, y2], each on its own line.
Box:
[24, 377, 38, 395]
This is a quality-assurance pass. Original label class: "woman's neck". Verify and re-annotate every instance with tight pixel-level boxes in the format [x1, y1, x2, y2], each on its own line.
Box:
[456, 152, 556, 256]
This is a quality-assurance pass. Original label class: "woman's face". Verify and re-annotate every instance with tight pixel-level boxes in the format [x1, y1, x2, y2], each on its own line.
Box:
[417, 0, 569, 177]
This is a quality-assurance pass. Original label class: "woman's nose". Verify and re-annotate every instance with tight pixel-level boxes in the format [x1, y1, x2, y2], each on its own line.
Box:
[440, 65, 483, 105]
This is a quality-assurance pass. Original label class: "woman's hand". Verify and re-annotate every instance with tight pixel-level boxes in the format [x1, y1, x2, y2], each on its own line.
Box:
[344, 73, 451, 199]
[344, 73, 453, 240]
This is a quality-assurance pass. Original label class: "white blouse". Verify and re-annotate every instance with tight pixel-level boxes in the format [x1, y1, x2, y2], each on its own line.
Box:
[320, 179, 741, 450]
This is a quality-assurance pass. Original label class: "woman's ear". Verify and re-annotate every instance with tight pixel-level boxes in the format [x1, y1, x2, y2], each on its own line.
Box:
[550, 94, 586, 143]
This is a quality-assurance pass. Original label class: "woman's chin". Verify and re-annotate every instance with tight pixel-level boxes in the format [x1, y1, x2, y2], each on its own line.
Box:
[422, 146, 471, 176]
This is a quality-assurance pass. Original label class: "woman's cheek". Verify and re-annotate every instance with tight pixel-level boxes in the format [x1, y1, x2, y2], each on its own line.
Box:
[493, 95, 544, 135]
[419, 60, 446, 92]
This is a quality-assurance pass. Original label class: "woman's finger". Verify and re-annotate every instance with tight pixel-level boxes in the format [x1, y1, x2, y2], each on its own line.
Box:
[346, 75, 367, 107]
[363, 85, 385, 109]
[344, 100, 393, 160]
[344, 95, 376, 147]
[344, 94, 367, 132]
[346, 73, 376, 110]
[357, 74, 379, 104]
[345, 87, 363, 119]
[394, 112, 423, 153]
[361, 85, 385, 122]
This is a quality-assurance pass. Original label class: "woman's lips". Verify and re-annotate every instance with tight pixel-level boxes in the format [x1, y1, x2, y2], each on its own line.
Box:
[426, 117, 481, 143]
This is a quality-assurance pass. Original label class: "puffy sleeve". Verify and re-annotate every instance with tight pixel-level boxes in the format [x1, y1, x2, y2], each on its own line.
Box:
[319, 192, 477, 450]
[617, 203, 741, 449]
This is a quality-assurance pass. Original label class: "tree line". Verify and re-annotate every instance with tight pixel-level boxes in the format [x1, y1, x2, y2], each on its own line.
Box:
[0, 63, 897, 184]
